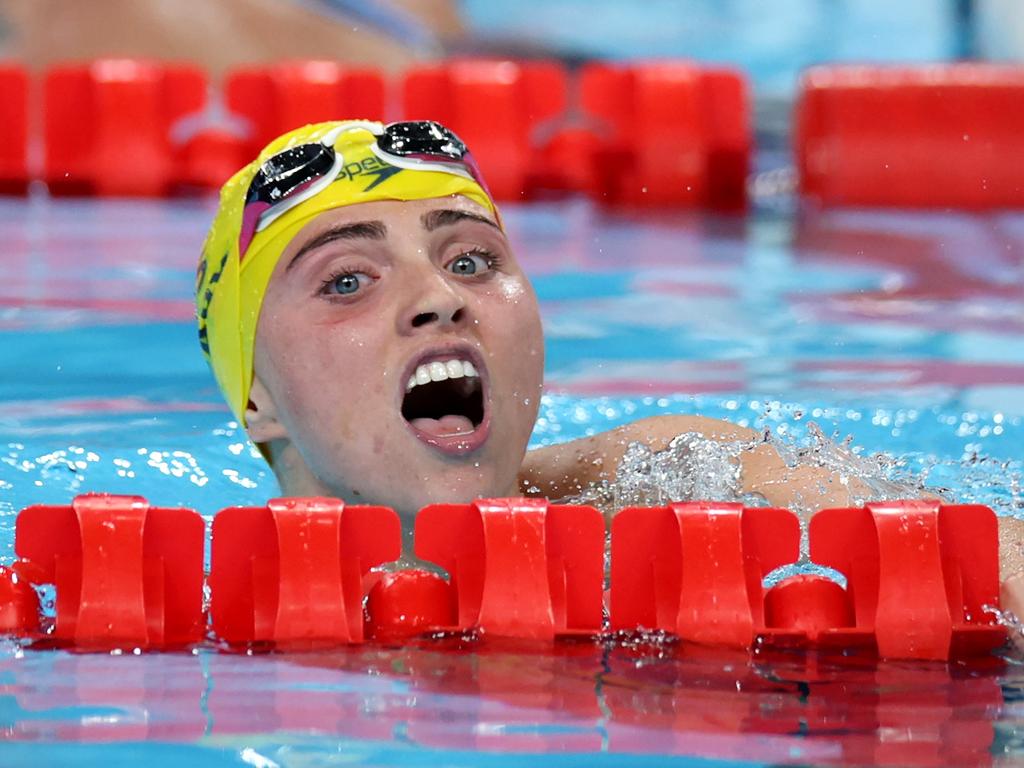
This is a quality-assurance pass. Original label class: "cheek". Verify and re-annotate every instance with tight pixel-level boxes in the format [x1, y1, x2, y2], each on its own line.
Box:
[502, 276, 543, 341]
[486, 277, 545, 380]
[495, 273, 530, 303]
[259, 311, 392, 432]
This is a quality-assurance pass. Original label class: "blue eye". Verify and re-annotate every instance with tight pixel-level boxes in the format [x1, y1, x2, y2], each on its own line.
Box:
[322, 271, 371, 296]
[448, 250, 493, 276]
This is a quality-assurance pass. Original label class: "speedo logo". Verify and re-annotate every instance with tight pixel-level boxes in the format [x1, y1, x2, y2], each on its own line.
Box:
[339, 156, 403, 192]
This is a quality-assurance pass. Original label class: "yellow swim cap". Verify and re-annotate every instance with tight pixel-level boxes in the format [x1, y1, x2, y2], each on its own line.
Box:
[196, 120, 500, 424]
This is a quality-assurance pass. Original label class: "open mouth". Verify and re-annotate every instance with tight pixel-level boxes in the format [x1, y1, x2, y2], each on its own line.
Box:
[400, 356, 488, 452]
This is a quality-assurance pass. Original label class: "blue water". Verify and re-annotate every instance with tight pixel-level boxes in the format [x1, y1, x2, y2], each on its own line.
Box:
[2, 196, 1024, 765]
[460, 0, 976, 98]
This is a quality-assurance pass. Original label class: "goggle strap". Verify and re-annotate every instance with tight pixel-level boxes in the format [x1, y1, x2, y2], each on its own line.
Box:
[368, 144, 477, 184]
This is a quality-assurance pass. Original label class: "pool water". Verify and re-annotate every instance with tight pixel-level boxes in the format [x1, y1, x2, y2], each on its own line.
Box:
[1, 195, 1024, 766]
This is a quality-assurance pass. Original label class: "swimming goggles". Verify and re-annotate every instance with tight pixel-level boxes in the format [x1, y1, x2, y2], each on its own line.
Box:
[238, 120, 488, 259]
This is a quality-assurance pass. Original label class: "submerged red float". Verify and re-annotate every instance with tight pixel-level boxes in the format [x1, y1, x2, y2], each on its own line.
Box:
[0, 493, 1005, 660]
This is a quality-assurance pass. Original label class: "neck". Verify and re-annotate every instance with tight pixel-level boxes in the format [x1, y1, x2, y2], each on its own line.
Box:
[266, 439, 333, 499]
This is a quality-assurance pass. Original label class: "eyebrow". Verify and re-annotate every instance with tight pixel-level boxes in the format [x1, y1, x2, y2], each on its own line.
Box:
[421, 209, 500, 232]
[286, 220, 387, 271]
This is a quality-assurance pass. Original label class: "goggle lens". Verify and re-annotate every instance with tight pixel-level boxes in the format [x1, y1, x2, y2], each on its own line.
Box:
[376, 121, 468, 162]
[248, 143, 337, 206]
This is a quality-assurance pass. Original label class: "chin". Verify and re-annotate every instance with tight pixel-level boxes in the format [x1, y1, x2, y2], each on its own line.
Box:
[413, 461, 512, 507]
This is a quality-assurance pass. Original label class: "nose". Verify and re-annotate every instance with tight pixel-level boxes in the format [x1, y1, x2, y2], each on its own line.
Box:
[399, 269, 468, 334]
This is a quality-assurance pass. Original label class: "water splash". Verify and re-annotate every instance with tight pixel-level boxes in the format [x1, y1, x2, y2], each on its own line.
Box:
[558, 421, 958, 589]
[766, 422, 940, 511]
[559, 421, 935, 520]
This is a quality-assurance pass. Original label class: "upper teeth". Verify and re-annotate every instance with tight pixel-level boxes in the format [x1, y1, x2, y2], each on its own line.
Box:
[407, 359, 479, 391]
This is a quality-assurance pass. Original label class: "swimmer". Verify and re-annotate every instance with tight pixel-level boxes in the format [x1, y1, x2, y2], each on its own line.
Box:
[197, 119, 1024, 627]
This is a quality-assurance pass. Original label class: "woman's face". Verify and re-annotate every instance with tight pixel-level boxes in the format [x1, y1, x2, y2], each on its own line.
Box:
[249, 196, 544, 517]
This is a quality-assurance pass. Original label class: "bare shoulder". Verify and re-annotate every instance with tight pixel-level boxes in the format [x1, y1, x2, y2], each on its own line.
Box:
[518, 414, 753, 499]
[999, 516, 1024, 580]
[515, 413, 863, 512]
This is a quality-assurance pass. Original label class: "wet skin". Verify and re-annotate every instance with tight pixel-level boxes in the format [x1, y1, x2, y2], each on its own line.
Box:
[247, 196, 544, 520]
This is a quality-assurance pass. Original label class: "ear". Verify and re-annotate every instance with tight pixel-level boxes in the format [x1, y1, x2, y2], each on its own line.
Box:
[245, 374, 289, 443]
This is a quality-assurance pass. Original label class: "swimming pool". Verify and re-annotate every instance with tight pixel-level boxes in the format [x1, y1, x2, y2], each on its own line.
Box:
[1, 194, 1023, 766]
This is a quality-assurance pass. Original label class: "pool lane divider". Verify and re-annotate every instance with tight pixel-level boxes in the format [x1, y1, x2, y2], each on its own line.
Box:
[8, 58, 1024, 208]
[10, 494, 205, 649]
[796, 64, 1024, 208]
[211, 497, 400, 645]
[1, 57, 752, 206]
[0, 494, 1005, 659]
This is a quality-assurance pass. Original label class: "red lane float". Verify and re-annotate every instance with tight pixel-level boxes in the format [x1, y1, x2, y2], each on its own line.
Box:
[178, 128, 248, 192]
[226, 60, 387, 158]
[796, 64, 1024, 208]
[210, 497, 400, 645]
[611, 500, 1004, 658]
[365, 569, 456, 642]
[610, 502, 799, 645]
[8, 57, 756, 205]
[400, 59, 750, 206]
[402, 59, 568, 201]
[0, 494, 1006, 658]
[44, 59, 207, 196]
[575, 61, 750, 208]
[0, 565, 39, 634]
[811, 500, 1003, 660]
[0, 63, 29, 195]
[13, 493, 204, 648]
[413, 498, 605, 639]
